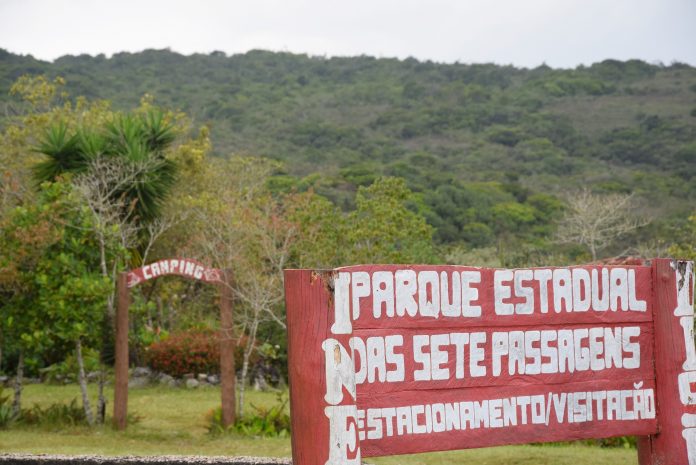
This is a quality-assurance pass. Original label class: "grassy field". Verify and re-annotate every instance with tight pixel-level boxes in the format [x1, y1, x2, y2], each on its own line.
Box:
[0, 384, 640, 465]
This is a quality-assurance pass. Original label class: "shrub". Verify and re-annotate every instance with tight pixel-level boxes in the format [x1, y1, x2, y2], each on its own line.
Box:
[207, 391, 290, 437]
[20, 399, 86, 427]
[0, 388, 16, 429]
[40, 347, 101, 384]
[146, 329, 220, 378]
[146, 328, 257, 379]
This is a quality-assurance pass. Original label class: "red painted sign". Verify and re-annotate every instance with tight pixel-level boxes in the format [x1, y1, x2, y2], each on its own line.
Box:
[284, 260, 695, 465]
[126, 258, 222, 288]
[113, 259, 235, 432]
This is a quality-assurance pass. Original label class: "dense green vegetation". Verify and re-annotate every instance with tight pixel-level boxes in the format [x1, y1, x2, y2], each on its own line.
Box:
[1, 49, 695, 264]
[0, 50, 694, 452]
[0, 73, 442, 423]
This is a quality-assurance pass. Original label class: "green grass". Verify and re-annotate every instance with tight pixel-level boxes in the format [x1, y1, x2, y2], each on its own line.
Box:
[0, 384, 639, 464]
[0, 384, 290, 457]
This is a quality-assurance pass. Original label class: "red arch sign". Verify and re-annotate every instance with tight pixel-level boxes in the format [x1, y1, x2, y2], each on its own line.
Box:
[113, 258, 235, 430]
[126, 258, 223, 287]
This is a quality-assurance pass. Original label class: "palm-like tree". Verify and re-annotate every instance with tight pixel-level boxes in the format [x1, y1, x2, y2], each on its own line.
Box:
[33, 110, 177, 226]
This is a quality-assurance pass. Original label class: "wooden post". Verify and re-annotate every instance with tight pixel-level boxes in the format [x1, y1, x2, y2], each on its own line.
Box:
[113, 272, 130, 430]
[284, 270, 338, 465]
[219, 269, 236, 427]
[638, 259, 695, 464]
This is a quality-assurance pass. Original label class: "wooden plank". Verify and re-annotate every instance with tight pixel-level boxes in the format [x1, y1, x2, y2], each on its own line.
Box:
[219, 269, 236, 427]
[285, 270, 347, 465]
[350, 323, 654, 394]
[638, 259, 696, 465]
[360, 378, 657, 457]
[333, 265, 653, 330]
[113, 272, 129, 430]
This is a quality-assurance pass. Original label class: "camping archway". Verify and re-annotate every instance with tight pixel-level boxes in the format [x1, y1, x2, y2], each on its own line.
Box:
[113, 258, 235, 430]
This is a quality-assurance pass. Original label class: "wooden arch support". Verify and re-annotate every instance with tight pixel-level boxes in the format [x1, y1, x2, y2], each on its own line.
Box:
[113, 258, 236, 430]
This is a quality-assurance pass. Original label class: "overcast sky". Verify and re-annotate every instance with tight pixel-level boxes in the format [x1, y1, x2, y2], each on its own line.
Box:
[1, 0, 694, 68]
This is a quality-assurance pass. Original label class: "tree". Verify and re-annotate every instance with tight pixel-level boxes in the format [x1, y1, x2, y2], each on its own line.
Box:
[30, 110, 180, 424]
[555, 188, 647, 261]
[346, 177, 437, 264]
[33, 110, 177, 230]
[286, 192, 345, 269]
[1, 76, 206, 425]
[668, 214, 696, 261]
[1, 76, 70, 222]
[0, 185, 59, 416]
[185, 156, 300, 416]
[33, 182, 112, 425]
[0, 180, 110, 422]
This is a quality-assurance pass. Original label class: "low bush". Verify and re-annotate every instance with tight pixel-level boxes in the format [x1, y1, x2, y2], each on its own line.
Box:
[207, 391, 290, 437]
[146, 329, 220, 378]
[40, 347, 101, 384]
[146, 328, 256, 378]
[536, 436, 637, 449]
[20, 399, 87, 427]
[0, 388, 16, 428]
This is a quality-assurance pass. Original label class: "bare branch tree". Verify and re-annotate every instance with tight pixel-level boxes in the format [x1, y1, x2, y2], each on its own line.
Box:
[185, 157, 298, 416]
[555, 188, 649, 261]
[71, 155, 177, 424]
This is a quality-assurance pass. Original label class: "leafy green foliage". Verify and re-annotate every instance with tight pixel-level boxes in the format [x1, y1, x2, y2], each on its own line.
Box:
[33, 110, 178, 225]
[33, 182, 111, 348]
[40, 347, 101, 384]
[0, 388, 16, 428]
[668, 214, 696, 261]
[346, 177, 436, 264]
[0, 178, 113, 392]
[207, 392, 290, 438]
[1, 50, 695, 258]
[19, 399, 87, 428]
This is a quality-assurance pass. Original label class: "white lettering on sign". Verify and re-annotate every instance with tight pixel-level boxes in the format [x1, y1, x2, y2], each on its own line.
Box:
[323, 336, 360, 465]
[491, 327, 639, 376]
[330, 267, 646, 325]
[318, 265, 654, 463]
[494, 268, 646, 315]
[322, 339, 357, 405]
[674, 262, 696, 464]
[333, 272, 353, 335]
[325, 405, 360, 465]
[354, 385, 655, 441]
[351, 335, 405, 384]
[341, 325, 641, 389]
[127, 259, 222, 288]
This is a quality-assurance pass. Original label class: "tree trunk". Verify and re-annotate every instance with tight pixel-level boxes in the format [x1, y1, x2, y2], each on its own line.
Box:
[238, 315, 259, 418]
[12, 350, 23, 417]
[96, 365, 106, 424]
[76, 339, 95, 426]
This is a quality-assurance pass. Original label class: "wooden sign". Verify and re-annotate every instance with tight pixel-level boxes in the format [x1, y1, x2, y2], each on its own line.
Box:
[114, 259, 234, 431]
[126, 258, 222, 288]
[284, 259, 695, 465]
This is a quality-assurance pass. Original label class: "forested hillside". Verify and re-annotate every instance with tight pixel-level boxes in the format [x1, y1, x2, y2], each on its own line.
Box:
[1, 48, 695, 263]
